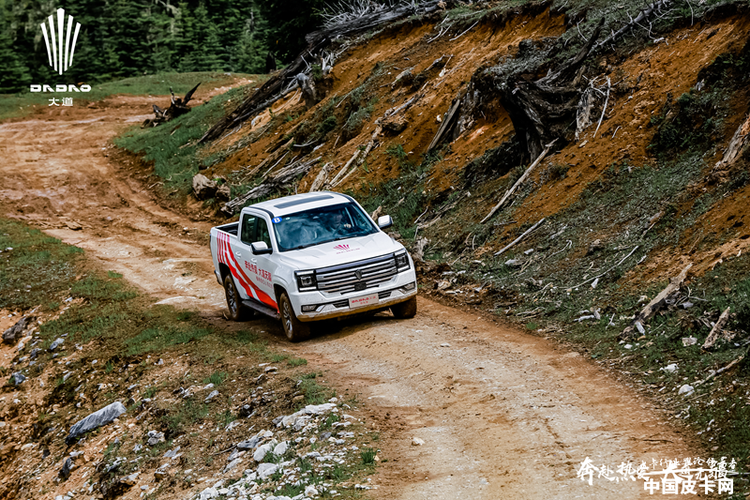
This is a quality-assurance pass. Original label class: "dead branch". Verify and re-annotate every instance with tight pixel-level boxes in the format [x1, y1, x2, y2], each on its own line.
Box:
[494, 218, 545, 256]
[695, 348, 748, 387]
[332, 124, 382, 188]
[619, 263, 692, 340]
[480, 140, 556, 224]
[222, 184, 273, 215]
[592, 76, 611, 138]
[715, 111, 750, 168]
[309, 162, 332, 192]
[329, 150, 360, 187]
[427, 88, 467, 152]
[593, 0, 673, 52]
[702, 307, 731, 350]
[142, 83, 200, 128]
[449, 20, 478, 42]
[571, 245, 639, 289]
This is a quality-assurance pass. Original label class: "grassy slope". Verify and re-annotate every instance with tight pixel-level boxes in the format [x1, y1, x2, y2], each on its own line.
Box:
[0, 218, 377, 498]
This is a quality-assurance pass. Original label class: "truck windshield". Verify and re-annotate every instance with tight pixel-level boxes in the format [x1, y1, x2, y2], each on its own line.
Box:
[273, 202, 378, 252]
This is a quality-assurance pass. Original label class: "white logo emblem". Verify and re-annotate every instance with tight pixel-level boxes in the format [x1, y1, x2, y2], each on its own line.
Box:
[41, 8, 81, 75]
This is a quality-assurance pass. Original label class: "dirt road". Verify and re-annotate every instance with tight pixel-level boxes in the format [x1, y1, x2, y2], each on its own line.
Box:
[0, 99, 696, 499]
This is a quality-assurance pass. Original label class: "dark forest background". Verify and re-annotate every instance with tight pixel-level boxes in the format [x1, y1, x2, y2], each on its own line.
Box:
[0, 0, 327, 92]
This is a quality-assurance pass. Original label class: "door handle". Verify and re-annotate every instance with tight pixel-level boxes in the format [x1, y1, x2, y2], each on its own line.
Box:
[251, 258, 258, 263]
[235, 252, 241, 257]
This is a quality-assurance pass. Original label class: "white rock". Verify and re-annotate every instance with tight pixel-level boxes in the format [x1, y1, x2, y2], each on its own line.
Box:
[253, 442, 274, 462]
[273, 441, 288, 456]
[205, 390, 219, 403]
[411, 437, 425, 446]
[304, 485, 319, 497]
[199, 487, 218, 500]
[256, 463, 279, 479]
[223, 458, 243, 474]
[660, 363, 678, 373]
[678, 384, 694, 396]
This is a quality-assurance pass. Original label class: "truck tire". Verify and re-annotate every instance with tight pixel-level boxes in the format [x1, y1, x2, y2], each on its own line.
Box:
[391, 296, 417, 319]
[279, 291, 310, 342]
[223, 274, 248, 321]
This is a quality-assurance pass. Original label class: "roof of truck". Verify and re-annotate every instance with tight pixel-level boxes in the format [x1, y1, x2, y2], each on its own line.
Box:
[246, 191, 354, 217]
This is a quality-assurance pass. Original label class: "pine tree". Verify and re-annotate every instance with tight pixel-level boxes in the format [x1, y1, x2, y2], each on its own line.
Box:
[0, 25, 31, 92]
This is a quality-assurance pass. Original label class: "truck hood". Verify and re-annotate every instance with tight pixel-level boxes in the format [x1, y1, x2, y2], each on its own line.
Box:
[277, 232, 404, 270]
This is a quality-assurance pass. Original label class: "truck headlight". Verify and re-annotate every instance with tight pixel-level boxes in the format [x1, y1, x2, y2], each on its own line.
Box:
[395, 251, 410, 271]
[295, 271, 317, 291]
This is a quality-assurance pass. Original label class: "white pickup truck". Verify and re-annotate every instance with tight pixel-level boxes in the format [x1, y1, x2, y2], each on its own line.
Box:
[209, 192, 418, 341]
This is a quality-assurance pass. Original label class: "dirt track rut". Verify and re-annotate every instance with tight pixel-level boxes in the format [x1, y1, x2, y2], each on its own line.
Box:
[0, 100, 696, 499]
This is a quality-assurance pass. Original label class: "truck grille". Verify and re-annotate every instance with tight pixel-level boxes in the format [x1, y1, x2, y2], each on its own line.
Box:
[315, 254, 398, 294]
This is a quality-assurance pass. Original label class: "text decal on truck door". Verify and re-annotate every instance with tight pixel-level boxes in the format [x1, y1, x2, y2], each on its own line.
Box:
[216, 232, 277, 310]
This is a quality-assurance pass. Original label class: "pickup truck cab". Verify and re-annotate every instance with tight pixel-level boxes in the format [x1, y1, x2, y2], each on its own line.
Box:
[209, 192, 418, 341]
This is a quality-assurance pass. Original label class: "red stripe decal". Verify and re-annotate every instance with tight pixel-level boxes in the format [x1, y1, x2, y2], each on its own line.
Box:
[223, 234, 278, 310]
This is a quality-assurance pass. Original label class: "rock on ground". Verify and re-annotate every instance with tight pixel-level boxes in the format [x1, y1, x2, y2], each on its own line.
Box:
[192, 174, 218, 200]
[66, 402, 126, 445]
[2, 316, 31, 344]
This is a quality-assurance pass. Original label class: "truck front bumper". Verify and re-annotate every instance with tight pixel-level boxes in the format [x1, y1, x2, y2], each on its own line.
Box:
[294, 275, 418, 322]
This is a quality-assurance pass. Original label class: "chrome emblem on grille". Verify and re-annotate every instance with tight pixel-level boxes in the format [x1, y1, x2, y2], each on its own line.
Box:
[355, 270, 362, 280]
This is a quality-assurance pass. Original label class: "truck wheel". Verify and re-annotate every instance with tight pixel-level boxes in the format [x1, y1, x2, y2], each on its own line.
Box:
[391, 296, 417, 319]
[223, 274, 247, 321]
[279, 291, 310, 342]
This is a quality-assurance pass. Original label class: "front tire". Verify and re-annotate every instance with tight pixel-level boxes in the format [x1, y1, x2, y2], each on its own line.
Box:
[223, 274, 248, 321]
[279, 291, 310, 342]
[391, 296, 417, 319]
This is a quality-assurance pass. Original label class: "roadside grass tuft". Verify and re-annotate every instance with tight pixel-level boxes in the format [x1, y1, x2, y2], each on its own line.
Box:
[287, 357, 308, 367]
[297, 372, 334, 405]
[204, 371, 228, 386]
[360, 447, 376, 465]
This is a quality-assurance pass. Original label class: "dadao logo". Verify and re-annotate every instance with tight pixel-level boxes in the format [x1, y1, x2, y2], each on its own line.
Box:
[30, 8, 91, 93]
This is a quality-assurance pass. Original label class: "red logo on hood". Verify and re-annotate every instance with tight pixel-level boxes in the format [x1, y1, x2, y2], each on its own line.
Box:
[333, 244, 349, 251]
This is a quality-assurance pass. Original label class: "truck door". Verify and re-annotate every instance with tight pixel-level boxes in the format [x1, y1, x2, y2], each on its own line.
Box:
[234, 212, 278, 310]
[251, 216, 278, 311]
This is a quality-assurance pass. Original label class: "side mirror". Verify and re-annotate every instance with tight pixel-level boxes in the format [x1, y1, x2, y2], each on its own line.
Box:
[251, 241, 272, 255]
[377, 215, 393, 230]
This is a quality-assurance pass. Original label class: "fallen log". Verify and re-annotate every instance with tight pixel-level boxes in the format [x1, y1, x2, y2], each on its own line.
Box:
[480, 140, 556, 224]
[332, 124, 382, 188]
[494, 218, 545, 256]
[702, 307, 731, 350]
[309, 162, 332, 192]
[427, 88, 466, 153]
[222, 184, 274, 215]
[619, 263, 692, 340]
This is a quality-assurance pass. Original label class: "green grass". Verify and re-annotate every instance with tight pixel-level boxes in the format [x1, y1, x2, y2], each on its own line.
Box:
[0, 71, 253, 122]
[162, 399, 210, 435]
[297, 372, 335, 405]
[114, 83, 251, 195]
[358, 146, 442, 241]
[360, 447, 376, 465]
[204, 371, 228, 386]
[287, 357, 308, 367]
[0, 220, 83, 311]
